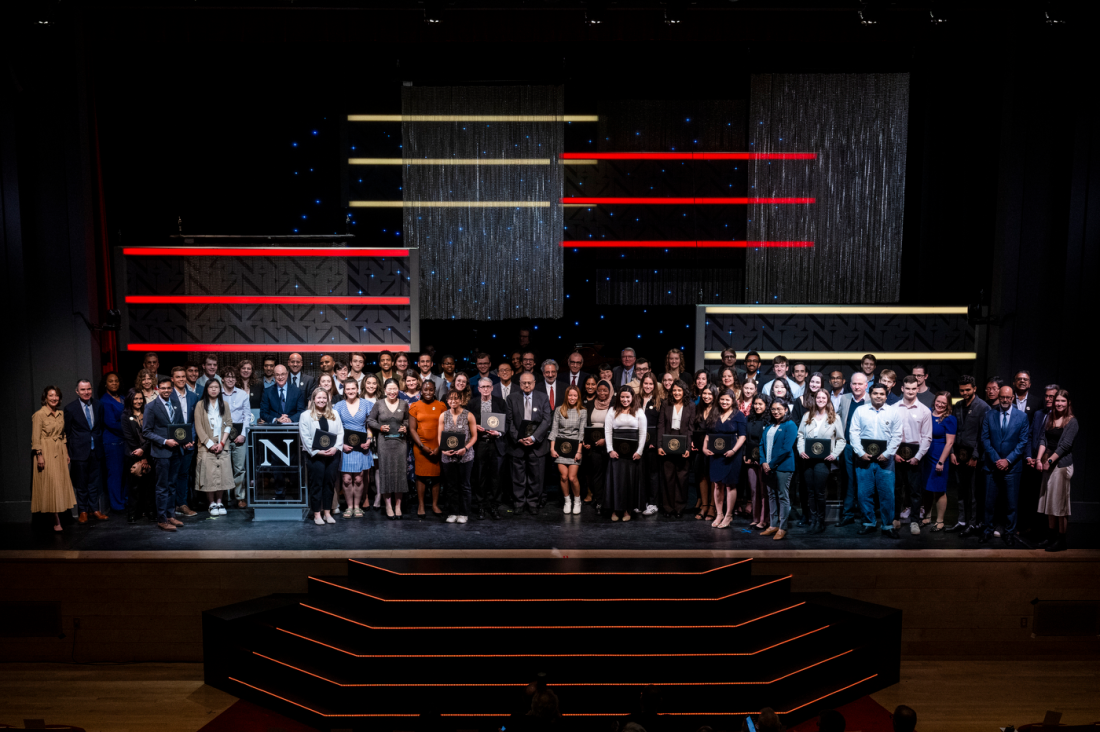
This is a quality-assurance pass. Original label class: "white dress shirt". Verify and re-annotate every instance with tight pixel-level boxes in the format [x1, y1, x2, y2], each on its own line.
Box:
[221, 386, 252, 441]
[849, 403, 903, 459]
[605, 411, 647, 457]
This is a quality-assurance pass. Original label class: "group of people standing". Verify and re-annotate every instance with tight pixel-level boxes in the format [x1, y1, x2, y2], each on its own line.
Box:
[30, 346, 1078, 548]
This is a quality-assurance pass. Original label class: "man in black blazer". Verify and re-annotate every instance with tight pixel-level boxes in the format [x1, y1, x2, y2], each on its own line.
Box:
[534, 359, 569, 410]
[64, 379, 108, 522]
[286, 352, 316, 396]
[506, 372, 552, 513]
[562, 351, 590, 390]
[471, 376, 509, 520]
[143, 377, 187, 532]
[611, 347, 638, 389]
[491, 362, 516, 400]
[260, 365, 307, 424]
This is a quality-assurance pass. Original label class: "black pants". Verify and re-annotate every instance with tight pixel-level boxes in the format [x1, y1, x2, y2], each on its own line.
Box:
[69, 448, 104, 514]
[307, 453, 340, 513]
[894, 459, 923, 522]
[472, 440, 503, 510]
[154, 454, 181, 523]
[641, 445, 661, 508]
[125, 459, 155, 518]
[511, 449, 545, 509]
[951, 458, 982, 525]
[1019, 466, 1042, 533]
[660, 455, 690, 513]
[790, 456, 809, 519]
[443, 460, 474, 516]
[801, 460, 830, 523]
[583, 446, 608, 506]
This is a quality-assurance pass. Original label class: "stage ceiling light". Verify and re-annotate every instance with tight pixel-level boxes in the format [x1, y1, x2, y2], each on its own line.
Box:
[857, 2, 878, 25]
[584, 3, 603, 25]
[664, 6, 682, 25]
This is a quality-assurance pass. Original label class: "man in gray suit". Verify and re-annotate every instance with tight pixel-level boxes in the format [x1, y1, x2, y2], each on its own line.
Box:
[507, 372, 552, 514]
[835, 372, 870, 527]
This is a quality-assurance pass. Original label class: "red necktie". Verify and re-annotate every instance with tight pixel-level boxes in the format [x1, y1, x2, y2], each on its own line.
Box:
[549, 385, 555, 407]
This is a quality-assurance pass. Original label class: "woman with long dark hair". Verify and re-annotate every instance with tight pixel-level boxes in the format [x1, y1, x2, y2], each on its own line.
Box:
[195, 379, 234, 516]
[1036, 390, 1077, 552]
[638, 373, 664, 516]
[760, 398, 798, 541]
[716, 366, 742, 403]
[604, 385, 647, 522]
[692, 369, 712, 402]
[691, 384, 720, 521]
[582, 379, 613, 512]
[703, 389, 748, 529]
[744, 395, 771, 529]
[658, 379, 695, 517]
[121, 391, 154, 523]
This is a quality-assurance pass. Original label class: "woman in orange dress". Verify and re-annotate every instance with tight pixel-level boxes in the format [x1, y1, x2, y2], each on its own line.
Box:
[408, 380, 443, 519]
[31, 385, 77, 531]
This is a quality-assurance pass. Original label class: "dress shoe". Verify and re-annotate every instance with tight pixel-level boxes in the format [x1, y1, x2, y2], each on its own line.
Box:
[773, 529, 787, 541]
[1036, 536, 1056, 549]
[959, 524, 980, 538]
[944, 522, 964, 533]
[884, 528, 900, 539]
[92, 511, 109, 521]
[814, 521, 828, 534]
[77, 512, 89, 524]
[488, 509, 500, 520]
[760, 526, 778, 536]
[1003, 533, 1017, 547]
[157, 522, 177, 532]
[478, 508, 486, 520]
[530, 506, 540, 515]
[1045, 534, 1067, 552]
[176, 505, 197, 517]
[836, 517, 855, 527]
[857, 524, 877, 535]
[237, 500, 247, 509]
[978, 532, 993, 544]
[168, 517, 184, 527]
[513, 505, 526, 515]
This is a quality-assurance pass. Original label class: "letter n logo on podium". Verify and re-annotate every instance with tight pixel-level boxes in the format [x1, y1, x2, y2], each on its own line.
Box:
[259, 439, 295, 467]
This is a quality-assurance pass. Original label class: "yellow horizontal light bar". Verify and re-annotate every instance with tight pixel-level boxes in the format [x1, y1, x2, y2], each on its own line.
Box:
[349, 201, 550, 208]
[704, 351, 977, 361]
[705, 305, 968, 315]
[349, 158, 552, 165]
[347, 115, 599, 122]
[561, 159, 599, 165]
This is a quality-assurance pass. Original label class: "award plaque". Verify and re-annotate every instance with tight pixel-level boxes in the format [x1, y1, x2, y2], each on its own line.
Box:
[441, 431, 465, 451]
[750, 444, 760, 461]
[228, 422, 244, 441]
[897, 442, 919, 461]
[662, 434, 686, 454]
[584, 427, 603, 446]
[709, 434, 730, 453]
[645, 427, 657, 447]
[863, 439, 888, 458]
[557, 439, 577, 458]
[611, 429, 637, 456]
[312, 429, 337, 451]
[484, 412, 506, 431]
[805, 438, 831, 459]
[344, 430, 369, 449]
[955, 444, 973, 463]
[166, 424, 189, 443]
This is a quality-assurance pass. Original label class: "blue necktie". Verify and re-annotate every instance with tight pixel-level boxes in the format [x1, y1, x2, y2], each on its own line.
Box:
[1001, 411, 1007, 431]
[280, 388, 286, 413]
[84, 403, 94, 450]
[166, 399, 175, 421]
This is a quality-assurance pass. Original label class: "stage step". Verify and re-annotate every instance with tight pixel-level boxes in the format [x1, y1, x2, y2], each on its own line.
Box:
[203, 559, 901, 731]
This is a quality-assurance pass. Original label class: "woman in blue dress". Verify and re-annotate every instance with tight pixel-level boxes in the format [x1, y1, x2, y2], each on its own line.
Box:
[703, 388, 748, 529]
[334, 378, 374, 518]
[921, 391, 957, 531]
[99, 372, 128, 512]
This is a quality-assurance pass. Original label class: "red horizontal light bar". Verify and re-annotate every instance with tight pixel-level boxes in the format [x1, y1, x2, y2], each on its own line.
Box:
[122, 247, 409, 257]
[127, 344, 409, 353]
[562, 241, 814, 249]
[562, 197, 814, 205]
[125, 296, 410, 306]
[561, 152, 816, 160]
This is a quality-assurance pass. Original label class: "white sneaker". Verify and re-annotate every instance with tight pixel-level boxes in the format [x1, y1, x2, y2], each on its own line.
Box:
[563, 497, 573, 514]
[572, 500, 581, 515]
[446, 515, 458, 523]
[900, 507, 911, 520]
[910, 521, 920, 535]
[993, 529, 1002, 538]
[643, 504, 659, 516]
[456, 515, 468, 524]
[218, 504, 227, 516]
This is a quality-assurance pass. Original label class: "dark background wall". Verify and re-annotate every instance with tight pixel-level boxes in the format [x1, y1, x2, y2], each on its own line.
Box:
[2, 2, 1096, 518]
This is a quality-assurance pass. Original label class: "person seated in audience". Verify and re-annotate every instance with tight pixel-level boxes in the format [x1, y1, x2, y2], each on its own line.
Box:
[892, 705, 917, 732]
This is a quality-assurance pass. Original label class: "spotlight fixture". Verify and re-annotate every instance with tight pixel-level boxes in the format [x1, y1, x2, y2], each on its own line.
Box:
[857, 2, 877, 25]
[664, 6, 682, 24]
[422, 0, 443, 24]
[1043, 10, 1066, 25]
[928, 6, 947, 24]
[584, 2, 604, 25]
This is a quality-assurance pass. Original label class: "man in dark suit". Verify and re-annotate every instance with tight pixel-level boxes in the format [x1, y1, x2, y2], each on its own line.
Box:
[562, 351, 590, 390]
[611, 347, 637, 389]
[64, 379, 108, 523]
[286, 352, 315, 396]
[1011, 370, 1044, 417]
[979, 385, 1031, 545]
[472, 376, 509, 520]
[491, 362, 516, 401]
[535, 359, 568, 410]
[506, 372, 552, 514]
[472, 352, 500, 387]
[260, 365, 306, 424]
[169, 366, 201, 516]
[143, 377, 187, 532]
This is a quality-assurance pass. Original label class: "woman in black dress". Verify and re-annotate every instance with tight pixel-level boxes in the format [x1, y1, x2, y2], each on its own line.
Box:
[691, 384, 720, 521]
[637, 373, 663, 516]
[582, 380, 614, 512]
[121, 391, 155, 523]
[604, 385, 647, 522]
[703, 389, 748, 529]
[657, 380, 695, 517]
[744, 395, 771, 529]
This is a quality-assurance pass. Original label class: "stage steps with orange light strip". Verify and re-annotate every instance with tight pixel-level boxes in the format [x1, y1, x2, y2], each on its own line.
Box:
[203, 558, 900, 731]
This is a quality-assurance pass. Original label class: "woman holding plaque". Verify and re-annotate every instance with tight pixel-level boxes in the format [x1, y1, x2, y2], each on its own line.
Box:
[438, 389, 477, 523]
[703, 389, 748, 529]
[760, 399, 798, 540]
[335, 379, 373, 519]
[658, 380, 695, 517]
[582, 379, 613, 512]
[796, 389, 845, 533]
[31, 385, 76, 532]
[299, 387, 344, 525]
[409, 380, 443, 519]
[920, 391, 957, 532]
[744, 395, 771, 529]
[691, 384, 719, 521]
[194, 379, 234, 517]
[121, 391, 154, 523]
[368, 379, 410, 519]
[550, 385, 585, 515]
[604, 385, 647, 522]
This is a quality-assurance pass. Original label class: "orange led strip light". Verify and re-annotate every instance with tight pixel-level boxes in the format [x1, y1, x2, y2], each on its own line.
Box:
[308, 574, 792, 602]
[253, 648, 852, 686]
[300, 599, 805, 630]
[350, 559, 751, 576]
[274, 624, 828, 658]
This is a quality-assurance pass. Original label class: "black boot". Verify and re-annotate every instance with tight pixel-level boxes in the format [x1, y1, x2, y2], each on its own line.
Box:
[1036, 531, 1056, 549]
[1045, 532, 1068, 552]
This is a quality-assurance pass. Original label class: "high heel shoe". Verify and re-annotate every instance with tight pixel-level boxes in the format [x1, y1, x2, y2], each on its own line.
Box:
[385, 505, 395, 520]
[717, 515, 733, 529]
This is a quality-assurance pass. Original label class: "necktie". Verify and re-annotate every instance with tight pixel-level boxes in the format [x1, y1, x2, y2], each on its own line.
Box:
[524, 395, 532, 420]
[166, 399, 174, 421]
[84, 402, 94, 450]
[571, 375, 577, 386]
[280, 388, 286, 413]
[548, 384, 555, 408]
[1001, 411, 1008, 430]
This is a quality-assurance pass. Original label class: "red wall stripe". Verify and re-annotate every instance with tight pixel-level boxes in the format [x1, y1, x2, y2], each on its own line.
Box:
[562, 241, 814, 249]
[122, 247, 409, 257]
[561, 152, 816, 160]
[127, 344, 410, 353]
[125, 296, 410, 306]
[561, 197, 814, 205]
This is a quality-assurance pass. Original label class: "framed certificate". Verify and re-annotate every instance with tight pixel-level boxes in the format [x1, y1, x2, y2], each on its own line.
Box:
[584, 427, 603, 446]
[484, 412, 506, 431]
[805, 438, 831, 459]
[228, 422, 244, 441]
[440, 431, 465, 451]
[662, 434, 688, 455]
[863, 439, 888, 458]
[312, 429, 337, 451]
[556, 439, 578, 458]
[164, 424, 189, 443]
[896, 442, 919, 461]
[519, 420, 539, 439]
[708, 434, 731, 453]
[382, 419, 404, 440]
[344, 430, 369, 449]
[955, 444, 973, 463]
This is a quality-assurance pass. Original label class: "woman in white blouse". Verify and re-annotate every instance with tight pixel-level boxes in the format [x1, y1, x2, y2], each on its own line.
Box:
[604, 385, 647, 522]
[194, 379, 234, 516]
[299, 387, 345, 525]
[796, 389, 846, 534]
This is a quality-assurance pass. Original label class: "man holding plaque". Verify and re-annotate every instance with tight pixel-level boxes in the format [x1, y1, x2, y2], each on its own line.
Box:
[472, 377, 509, 519]
[894, 376, 933, 534]
[143, 377, 188, 532]
[849, 383, 903, 538]
[506, 372, 552, 514]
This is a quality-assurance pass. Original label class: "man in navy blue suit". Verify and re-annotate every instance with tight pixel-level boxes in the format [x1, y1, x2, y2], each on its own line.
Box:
[260, 364, 306, 424]
[168, 366, 201, 516]
[979, 385, 1031, 545]
[143, 377, 187, 532]
[64, 379, 108, 523]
